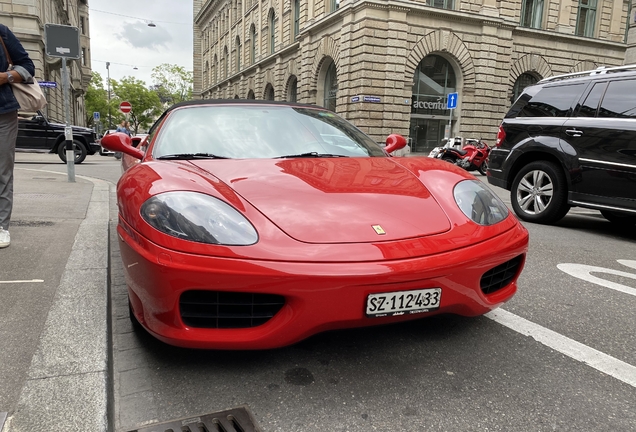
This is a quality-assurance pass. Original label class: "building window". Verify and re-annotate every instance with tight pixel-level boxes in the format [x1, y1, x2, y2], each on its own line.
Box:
[224, 47, 229, 77]
[247, 89, 256, 99]
[329, 0, 340, 13]
[576, 0, 597, 37]
[511, 73, 538, 103]
[287, 75, 298, 102]
[268, 9, 276, 54]
[265, 84, 275, 100]
[293, 0, 300, 40]
[236, 37, 241, 71]
[410, 54, 457, 153]
[250, 25, 256, 64]
[520, 0, 543, 29]
[80, 17, 86, 35]
[214, 54, 218, 82]
[81, 48, 87, 66]
[324, 62, 338, 111]
[427, 0, 454, 9]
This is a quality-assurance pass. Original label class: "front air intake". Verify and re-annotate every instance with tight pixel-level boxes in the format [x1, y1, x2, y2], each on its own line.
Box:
[180, 290, 285, 329]
[480, 255, 524, 294]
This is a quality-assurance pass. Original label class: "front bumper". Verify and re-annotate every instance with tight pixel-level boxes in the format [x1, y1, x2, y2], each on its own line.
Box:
[119, 219, 528, 350]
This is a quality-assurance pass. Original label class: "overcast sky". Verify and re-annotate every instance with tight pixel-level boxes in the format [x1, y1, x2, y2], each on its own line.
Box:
[89, 0, 193, 87]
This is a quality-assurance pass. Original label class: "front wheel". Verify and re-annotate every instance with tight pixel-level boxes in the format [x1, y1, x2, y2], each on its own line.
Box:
[57, 140, 88, 164]
[510, 161, 570, 224]
[478, 160, 488, 176]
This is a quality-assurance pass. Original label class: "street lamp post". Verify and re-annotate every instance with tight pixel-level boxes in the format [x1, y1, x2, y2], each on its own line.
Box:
[106, 61, 111, 129]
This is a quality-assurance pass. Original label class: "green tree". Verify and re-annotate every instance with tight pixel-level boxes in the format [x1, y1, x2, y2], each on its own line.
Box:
[84, 72, 110, 130]
[110, 77, 163, 134]
[151, 63, 193, 105]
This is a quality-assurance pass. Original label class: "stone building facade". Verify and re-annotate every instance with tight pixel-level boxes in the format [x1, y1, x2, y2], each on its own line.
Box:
[194, 0, 629, 153]
[0, 0, 92, 126]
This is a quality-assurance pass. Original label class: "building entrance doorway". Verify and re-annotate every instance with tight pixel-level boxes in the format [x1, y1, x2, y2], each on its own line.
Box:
[409, 118, 446, 153]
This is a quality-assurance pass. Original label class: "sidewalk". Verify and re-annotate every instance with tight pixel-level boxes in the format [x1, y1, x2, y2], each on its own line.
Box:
[0, 166, 111, 432]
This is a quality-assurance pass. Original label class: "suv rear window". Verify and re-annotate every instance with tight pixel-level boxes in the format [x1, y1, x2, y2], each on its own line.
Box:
[598, 79, 636, 119]
[506, 83, 585, 118]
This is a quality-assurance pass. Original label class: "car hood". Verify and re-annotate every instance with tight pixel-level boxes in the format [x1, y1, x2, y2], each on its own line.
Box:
[190, 158, 451, 244]
[50, 122, 93, 134]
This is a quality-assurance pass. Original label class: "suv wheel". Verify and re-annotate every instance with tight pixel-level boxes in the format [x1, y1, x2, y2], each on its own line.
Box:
[58, 140, 88, 164]
[600, 210, 636, 226]
[511, 161, 570, 224]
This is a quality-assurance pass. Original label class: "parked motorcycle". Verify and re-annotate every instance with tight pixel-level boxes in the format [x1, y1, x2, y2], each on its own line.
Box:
[428, 136, 463, 158]
[436, 138, 491, 175]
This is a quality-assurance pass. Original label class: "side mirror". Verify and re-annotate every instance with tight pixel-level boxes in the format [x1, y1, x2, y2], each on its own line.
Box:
[384, 134, 407, 154]
[101, 132, 145, 160]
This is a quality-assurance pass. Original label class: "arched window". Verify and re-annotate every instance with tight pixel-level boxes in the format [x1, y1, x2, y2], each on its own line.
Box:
[214, 54, 218, 82]
[324, 62, 337, 111]
[204, 61, 209, 87]
[235, 37, 242, 72]
[287, 75, 298, 102]
[268, 9, 276, 54]
[293, 0, 300, 40]
[264, 83, 275, 100]
[250, 25, 256, 64]
[511, 73, 539, 103]
[224, 46, 229, 77]
[247, 89, 255, 99]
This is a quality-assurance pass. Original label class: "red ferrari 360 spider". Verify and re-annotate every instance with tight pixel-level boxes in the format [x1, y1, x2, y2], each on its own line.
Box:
[102, 100, 529, 350]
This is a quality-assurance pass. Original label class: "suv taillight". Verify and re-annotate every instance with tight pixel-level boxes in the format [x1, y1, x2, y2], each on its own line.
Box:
[495, 125, 506, 147]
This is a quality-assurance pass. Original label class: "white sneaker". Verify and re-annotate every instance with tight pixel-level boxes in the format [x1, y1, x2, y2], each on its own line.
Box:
[0, 228, 10, 248]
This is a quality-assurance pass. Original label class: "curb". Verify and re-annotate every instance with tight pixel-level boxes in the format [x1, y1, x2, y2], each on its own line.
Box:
[4, 170, 111, 432]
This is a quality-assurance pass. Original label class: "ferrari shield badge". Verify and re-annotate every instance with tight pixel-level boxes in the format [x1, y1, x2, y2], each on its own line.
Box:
[372, 225, 386, 235]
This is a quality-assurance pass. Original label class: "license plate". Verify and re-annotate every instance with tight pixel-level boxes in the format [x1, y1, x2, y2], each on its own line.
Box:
[366, 288, 441, 317]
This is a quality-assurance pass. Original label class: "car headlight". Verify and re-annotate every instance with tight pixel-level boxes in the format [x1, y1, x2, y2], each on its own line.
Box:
[453, 180, 509, 226]
[141, 192, 258, 245]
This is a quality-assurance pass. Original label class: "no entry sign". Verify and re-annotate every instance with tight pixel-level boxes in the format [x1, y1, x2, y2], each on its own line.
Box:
[119, 101, 132, 114]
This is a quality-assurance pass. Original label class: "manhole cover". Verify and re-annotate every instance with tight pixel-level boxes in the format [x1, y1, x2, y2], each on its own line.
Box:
[130, 406, 263, 432]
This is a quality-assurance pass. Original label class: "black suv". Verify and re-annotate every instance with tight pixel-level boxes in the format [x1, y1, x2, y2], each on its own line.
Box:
[487, 64, 636, 226]
[16, 111, 100, 164]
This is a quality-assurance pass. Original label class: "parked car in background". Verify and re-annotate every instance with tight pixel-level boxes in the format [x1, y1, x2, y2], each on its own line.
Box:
[488, 64, 636, 226]
[99, 129, 118, 156]
[16, 111, 99, 164]
[101, 99, 529, 350]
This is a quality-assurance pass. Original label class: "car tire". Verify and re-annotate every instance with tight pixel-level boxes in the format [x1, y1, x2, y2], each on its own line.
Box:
[128, 296, 143, 330]
[511, 160, 570, 224]
[57, 140, 88, 164]
[600, 210, 636, 226]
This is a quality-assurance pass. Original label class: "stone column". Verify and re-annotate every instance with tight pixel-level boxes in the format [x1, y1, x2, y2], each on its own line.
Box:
[555, 0, 574, 34]
[479, 0, 499, 17]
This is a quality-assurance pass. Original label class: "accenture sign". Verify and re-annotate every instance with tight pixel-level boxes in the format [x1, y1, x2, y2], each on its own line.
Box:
[412, 100, 447, 110]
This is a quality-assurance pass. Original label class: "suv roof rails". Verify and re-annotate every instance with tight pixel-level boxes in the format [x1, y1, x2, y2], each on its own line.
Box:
[537, 63, 636, 84]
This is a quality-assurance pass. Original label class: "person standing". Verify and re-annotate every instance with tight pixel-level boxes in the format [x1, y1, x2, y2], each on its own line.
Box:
[0, 24, 35, 249]
[115, 120, 130, 136]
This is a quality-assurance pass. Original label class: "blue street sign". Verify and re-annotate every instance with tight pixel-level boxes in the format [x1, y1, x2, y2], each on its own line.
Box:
[447, 92, 458, 109]
[363, 96, 381, 103]
[38, 81, 58, 88]
[351, 96, 360, 103]
[93, 112, 100, 120]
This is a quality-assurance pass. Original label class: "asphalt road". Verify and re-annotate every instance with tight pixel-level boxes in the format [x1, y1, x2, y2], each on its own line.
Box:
[19, 152, 636, 432]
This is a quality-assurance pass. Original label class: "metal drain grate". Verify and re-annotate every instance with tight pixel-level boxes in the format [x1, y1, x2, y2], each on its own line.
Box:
[15, 193, 63, 199]
[131, 406, 263, 432]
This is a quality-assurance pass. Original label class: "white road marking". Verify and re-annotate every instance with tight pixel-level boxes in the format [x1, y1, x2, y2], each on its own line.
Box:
[486, 308, 636, 388]
[0, 279, 44, 284]
[557, 263, 636, 297]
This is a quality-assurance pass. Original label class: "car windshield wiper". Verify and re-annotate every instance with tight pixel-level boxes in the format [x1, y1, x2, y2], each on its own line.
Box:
[275, 152, 348, 159]
[157, 153, 230, 160]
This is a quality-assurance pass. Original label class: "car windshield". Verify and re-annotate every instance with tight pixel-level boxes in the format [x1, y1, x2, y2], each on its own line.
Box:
[153, 105, 386, 159]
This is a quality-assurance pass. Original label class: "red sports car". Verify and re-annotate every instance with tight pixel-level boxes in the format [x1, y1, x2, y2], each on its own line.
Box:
[102, 100, 529, 350]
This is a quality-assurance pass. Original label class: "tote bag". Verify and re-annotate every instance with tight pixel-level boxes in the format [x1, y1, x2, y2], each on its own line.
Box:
[0, 37, 47, 112]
